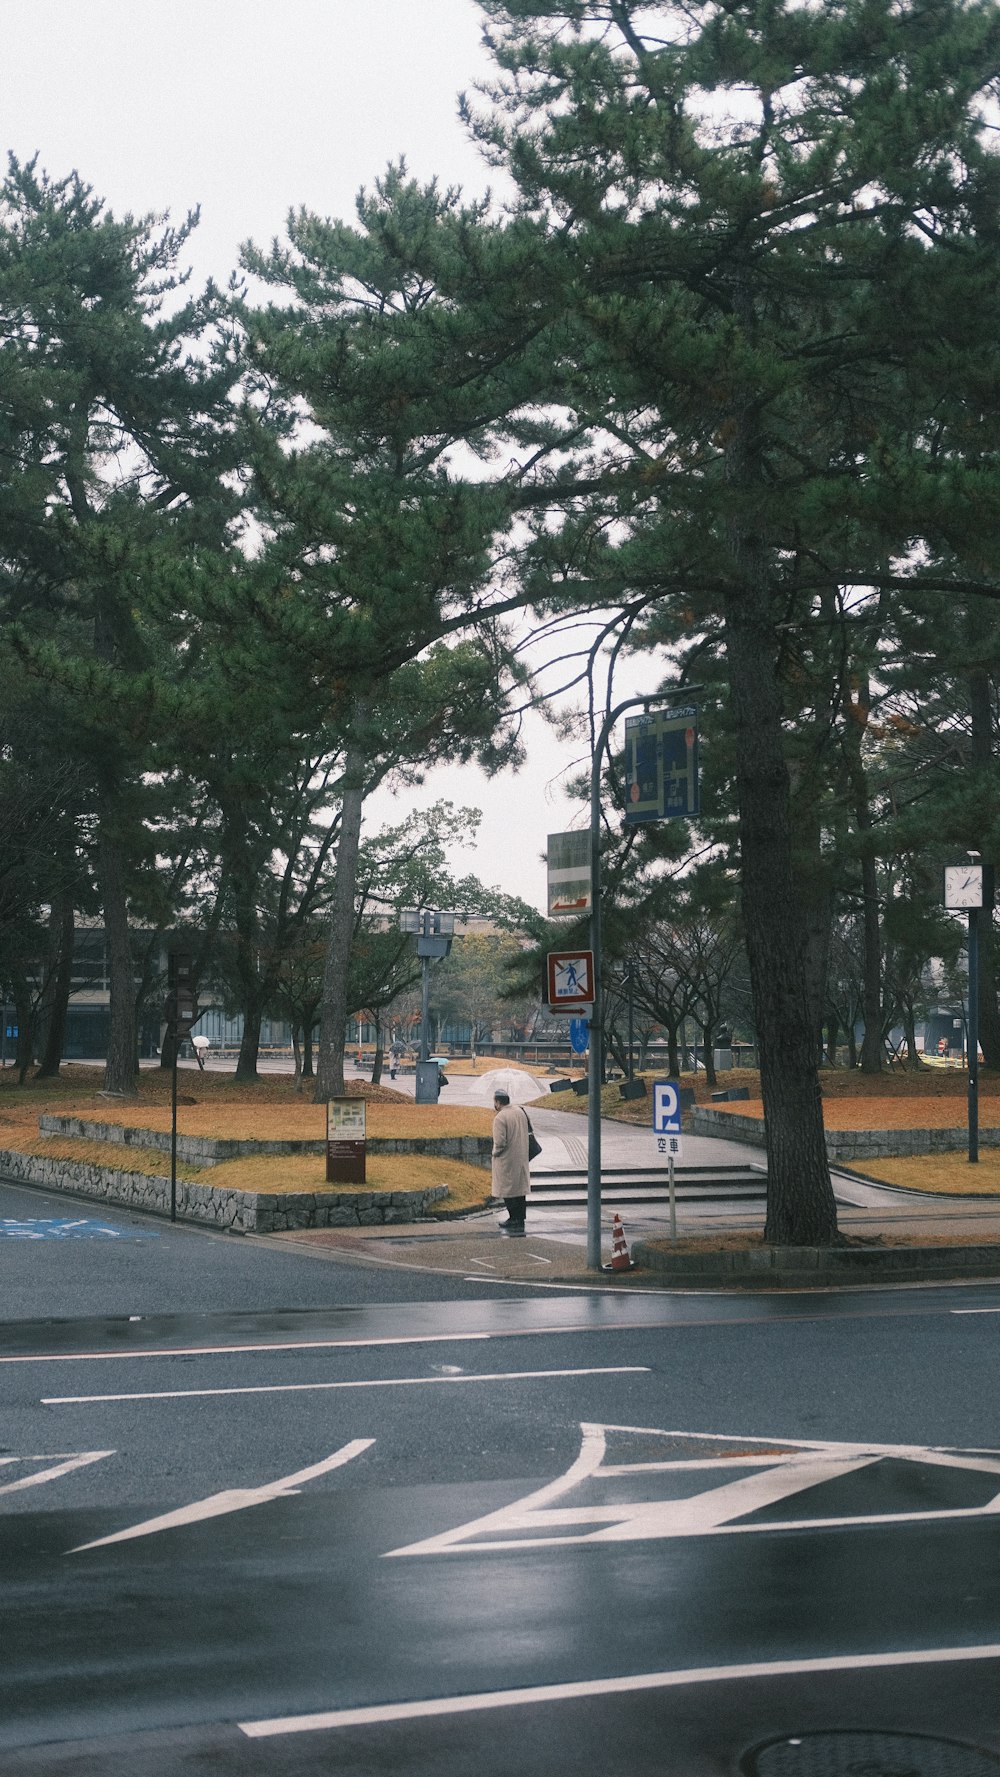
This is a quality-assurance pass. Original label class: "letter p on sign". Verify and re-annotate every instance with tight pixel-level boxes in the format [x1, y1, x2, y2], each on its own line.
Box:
[653, 1080, 681, 1136]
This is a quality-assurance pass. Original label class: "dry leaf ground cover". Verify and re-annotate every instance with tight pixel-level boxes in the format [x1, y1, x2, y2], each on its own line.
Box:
[0, 1066, 493, 1210]
[537, 1066, 1000, 1196]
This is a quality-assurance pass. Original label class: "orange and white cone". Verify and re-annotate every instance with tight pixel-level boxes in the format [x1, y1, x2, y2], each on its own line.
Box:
[610, 1212, 631, 1271]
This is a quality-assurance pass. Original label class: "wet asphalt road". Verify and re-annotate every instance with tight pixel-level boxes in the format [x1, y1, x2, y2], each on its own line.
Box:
[3, 1176, 1000, 1772]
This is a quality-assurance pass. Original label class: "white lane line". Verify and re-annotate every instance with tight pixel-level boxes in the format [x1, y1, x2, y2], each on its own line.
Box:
[240, 1643, 1000, 1738]
[0, 1332, 493, 1365]
[952, 1307, 1000, 1315]
[43, 1366, 647, 1406]
[69, 1439, 373, 1553]
[0, 1452, 115, 1496]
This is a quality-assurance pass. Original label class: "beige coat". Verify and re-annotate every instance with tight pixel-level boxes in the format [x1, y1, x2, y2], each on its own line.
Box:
[491, 1103, 532, 1197]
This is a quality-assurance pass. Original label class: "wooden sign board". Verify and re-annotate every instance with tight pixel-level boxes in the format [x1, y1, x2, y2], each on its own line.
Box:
[326, 1097, 366, 1183]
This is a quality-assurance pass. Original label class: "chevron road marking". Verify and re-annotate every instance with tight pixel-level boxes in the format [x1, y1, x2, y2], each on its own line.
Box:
[68, 1439, 374, 1552]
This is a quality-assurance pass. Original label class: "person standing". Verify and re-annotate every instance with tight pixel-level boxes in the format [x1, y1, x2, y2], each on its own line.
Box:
[491, 1090, 531, 1235]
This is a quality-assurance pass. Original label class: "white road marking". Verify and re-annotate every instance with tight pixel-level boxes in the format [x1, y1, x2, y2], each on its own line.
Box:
[952, 1307, 1000, 1314]
[43, 1366, 648, 1406]
[0, 1452, 114, 1497]
[69, 1440, 374, 1552]
[388, 1422, 1000, 1557]
[239, 1643, 1000, 1738]
[0, 1332, 494, 1365]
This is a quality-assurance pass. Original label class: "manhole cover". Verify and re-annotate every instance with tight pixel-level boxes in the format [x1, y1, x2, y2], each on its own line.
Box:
[744, 1730, 1000, 1777]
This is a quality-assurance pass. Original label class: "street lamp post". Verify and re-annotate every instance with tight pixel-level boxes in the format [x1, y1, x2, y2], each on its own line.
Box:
[399, 908, 457, 1104]
[944, 856, 984, 1166]
[588, 697, 663, 1268]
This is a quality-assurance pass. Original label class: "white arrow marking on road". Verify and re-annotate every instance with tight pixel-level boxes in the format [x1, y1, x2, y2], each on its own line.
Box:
[0, 1452, 115, 1496]
[68, 1439, 373, 1553]
[387, 1423, 1000, 1556]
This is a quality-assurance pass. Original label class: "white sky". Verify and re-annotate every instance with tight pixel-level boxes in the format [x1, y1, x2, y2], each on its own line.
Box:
[0, 0, 641, 909]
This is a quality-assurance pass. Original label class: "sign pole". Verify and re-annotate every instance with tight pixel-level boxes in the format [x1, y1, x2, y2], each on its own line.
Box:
[668, 1152, 676, 1244]
[586, 690, 703, 1271]
[170, 997, 178, 1224]
[587, 731, 604, 1270]
[969, 905, 979, 1165]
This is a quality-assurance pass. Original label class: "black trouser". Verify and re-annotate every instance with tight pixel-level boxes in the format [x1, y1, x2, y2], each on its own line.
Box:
[503, 1196, 526, 1227]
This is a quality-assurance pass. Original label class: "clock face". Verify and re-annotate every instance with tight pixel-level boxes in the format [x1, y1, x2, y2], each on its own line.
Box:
[944, 865, 984, 909]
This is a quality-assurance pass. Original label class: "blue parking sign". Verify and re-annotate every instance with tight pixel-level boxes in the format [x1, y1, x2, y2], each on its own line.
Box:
[653, 1080, 682, 1136]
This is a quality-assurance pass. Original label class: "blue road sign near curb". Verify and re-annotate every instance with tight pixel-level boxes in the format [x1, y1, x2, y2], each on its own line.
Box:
[0, 1218, 157, 1240]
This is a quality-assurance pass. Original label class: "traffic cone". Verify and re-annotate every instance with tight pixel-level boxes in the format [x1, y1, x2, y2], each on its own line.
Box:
[610, 1212, 631, 1271]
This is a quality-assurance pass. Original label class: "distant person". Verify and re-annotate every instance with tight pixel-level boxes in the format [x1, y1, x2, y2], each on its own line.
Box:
[491, 1090, 531, 1236]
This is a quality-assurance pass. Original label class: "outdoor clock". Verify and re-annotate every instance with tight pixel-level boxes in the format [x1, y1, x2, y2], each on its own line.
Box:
[944, 864, 984, 909]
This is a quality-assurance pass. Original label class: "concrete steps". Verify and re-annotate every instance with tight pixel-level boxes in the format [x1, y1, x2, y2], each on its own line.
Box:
[528, 1164, 767, 1205]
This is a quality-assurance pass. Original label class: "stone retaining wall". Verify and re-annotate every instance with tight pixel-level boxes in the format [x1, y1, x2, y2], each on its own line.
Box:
[38, 1116, 492, 1170]
[690, 1106, 1000, 1160]
[0, 1148, 448, 1233]
[634, 1238, 1000, 1289]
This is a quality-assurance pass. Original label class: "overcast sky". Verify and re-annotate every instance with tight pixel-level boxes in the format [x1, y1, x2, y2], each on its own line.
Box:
[0, 0, 635, 910]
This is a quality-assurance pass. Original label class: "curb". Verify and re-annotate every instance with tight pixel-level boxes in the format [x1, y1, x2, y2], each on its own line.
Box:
[633, 1238, 1000, 1289]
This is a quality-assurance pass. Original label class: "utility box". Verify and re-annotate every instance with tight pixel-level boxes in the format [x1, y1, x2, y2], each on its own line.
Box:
[415, 1060, 441, 1105]
[619, 1078, 648, 1101]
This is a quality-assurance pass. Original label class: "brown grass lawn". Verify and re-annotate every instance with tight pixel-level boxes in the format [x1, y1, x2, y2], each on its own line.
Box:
[839, 1153, 1000, 1196]
[0, 1065, 493, 1211]
[0, 1065, 493, 1140]
[7, 1060, 1000, 1207]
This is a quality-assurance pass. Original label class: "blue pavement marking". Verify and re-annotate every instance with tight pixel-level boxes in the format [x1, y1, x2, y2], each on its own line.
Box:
[0, 1218, 157, 1240]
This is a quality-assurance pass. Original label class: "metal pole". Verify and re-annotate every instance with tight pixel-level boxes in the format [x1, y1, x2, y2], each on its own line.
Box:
[420, 913, 431, 1064]
[170, 1013, 178, 1223]
[668, 1152, 676, 1243]
[587, 694, 663, 1270]
[627, 964, 635, 1083]
[587, 740, 604, 1270]
[969, 906, 979, 1164]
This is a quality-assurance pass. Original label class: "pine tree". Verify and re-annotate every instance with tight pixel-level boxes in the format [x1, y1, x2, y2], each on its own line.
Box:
[0, 158, 239, 1093]
[457, 0, 1000, 1242]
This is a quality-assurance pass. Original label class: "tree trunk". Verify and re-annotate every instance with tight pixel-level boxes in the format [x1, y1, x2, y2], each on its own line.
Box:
[35, 895, 74, 1078]
[902, 1001, 924, 1068]
[721, 533, 837, 1236]
[314, 734, 366, 1102]
[841, 690, 883, 1075]
[719, 277, 837, 1242]
[702, 1023, 717, 1088]
[98, 813, 138, 1096]
[371, 1018, 384, 1086]
[237, 997, 263, 1081]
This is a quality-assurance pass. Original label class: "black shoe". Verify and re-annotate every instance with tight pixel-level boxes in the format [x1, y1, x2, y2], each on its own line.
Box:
[499, 1224, 526, 1237]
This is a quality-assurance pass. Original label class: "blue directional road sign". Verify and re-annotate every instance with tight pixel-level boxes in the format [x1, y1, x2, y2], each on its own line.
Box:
[652, 1080, 682, 1136]
[568, 1017, 590, 1054]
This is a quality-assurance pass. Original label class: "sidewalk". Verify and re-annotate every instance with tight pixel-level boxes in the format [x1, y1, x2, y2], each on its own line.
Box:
[262, 1083, 1000, 1286]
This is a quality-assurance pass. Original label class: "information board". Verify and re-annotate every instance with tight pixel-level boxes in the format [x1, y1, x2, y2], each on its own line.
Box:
[326, 1097, 367, 1183]
[624, 706, 699, 823]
